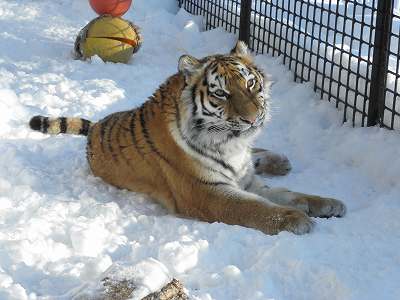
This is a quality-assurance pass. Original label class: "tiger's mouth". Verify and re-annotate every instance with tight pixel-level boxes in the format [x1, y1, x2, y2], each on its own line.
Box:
[230, 114, 264, 132]
[228, 122, 262, 136]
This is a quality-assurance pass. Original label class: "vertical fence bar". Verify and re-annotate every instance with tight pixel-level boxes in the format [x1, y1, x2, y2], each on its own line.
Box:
[239, 0, 251, 45]
[367, 0, 393, 126]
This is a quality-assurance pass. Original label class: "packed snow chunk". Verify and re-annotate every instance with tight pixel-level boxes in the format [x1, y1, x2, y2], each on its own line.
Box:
[158, 241, 201, 274]
[70, 221, 110, 257]
[222, 265, 241, 279]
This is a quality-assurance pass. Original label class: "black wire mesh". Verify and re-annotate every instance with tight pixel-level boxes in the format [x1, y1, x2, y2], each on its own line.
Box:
[178, 0, 400, 130]
[385, 5, 400, 129]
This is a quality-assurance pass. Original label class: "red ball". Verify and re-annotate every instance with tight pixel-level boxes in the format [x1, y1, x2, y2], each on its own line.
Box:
[89, 0, 132, 17]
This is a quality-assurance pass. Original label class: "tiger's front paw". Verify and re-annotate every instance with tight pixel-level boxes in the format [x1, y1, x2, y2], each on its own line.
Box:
[265, 208, 314, 235]
[294, 195, 346, 218]
[281, 208, 314, 235]
[252, 148, 292, 176]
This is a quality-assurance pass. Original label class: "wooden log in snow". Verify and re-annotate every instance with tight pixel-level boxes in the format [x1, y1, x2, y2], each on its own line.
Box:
[141, 279, 188, 300]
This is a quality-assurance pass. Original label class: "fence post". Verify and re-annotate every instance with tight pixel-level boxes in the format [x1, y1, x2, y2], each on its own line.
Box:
[367, 0, 393, 126]
[239, 0, 251, 45]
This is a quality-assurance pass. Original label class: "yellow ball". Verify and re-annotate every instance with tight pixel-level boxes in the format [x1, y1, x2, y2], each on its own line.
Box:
[74, 16, 142, 64]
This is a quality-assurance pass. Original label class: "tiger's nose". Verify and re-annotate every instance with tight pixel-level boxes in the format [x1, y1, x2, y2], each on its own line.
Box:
[240, 116, 257, 124]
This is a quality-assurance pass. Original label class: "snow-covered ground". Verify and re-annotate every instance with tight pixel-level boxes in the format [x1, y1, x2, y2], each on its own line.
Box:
[1, 0, 400, 299]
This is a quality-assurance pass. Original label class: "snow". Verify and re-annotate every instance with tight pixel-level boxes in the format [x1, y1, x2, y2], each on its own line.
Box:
[0, 0, 400, 299]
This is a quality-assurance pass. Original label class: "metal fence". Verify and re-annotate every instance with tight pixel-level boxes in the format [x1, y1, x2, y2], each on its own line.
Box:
[178, 0, 400, 130]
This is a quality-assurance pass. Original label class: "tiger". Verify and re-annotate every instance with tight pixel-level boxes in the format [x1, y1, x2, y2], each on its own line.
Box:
[29, 41, 346, 235]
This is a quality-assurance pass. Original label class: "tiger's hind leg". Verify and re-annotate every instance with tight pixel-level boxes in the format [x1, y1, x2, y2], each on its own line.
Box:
[252, 148, 292, 176]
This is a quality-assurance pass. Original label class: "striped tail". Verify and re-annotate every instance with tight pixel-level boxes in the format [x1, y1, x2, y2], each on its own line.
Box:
[29, 115, 93, 136]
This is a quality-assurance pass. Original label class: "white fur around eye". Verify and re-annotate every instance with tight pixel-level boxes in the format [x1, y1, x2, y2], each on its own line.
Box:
[247, 78, 256, 90]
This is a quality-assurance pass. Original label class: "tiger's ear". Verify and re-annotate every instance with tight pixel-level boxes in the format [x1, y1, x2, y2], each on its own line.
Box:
[230, 40, 251, 59]
[178, 55, 201, 75]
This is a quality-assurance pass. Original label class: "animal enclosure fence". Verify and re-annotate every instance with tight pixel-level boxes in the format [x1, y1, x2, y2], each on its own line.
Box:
[177, 0, 400, 130]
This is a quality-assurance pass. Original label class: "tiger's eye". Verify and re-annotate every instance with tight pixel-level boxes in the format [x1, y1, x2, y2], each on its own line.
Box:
[214, 89, 226, 98]
[247, 79, 255, 89]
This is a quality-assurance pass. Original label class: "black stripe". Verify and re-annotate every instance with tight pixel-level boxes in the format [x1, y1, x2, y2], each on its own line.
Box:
[216, 76, 224, 88]
[86, 129, 93, 163]
[191, 86, 198, 116]
[29, 116, 43, 131]
[59, 117, 67, 134]
[158, 83, 171, 111]
[195, 119, 204, 127]
[151, 90, 161, 104]
[208, 101, 219, 108]
[42, 117, 49, 133]
[129, 110, 146, 157]
[116, 114, 135, 166]
[196, 179, 231, 186]
[139, 105, 170, 163]
[199, 90, 214, 116]
[79, 119, 91, 136]
[159, 83, 171, 111]
[202, 108, 214, 117]
[171, 88, 182, 127]
[200, 162, 234, 181]
[129, 111, 139, 151]
[99, 115, 113, 153]
[107, 116, 120, 162]
[148, 100, 156, 117]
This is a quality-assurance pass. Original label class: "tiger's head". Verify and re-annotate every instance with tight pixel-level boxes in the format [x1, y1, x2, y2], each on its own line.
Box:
[177, 41, 271, 147]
